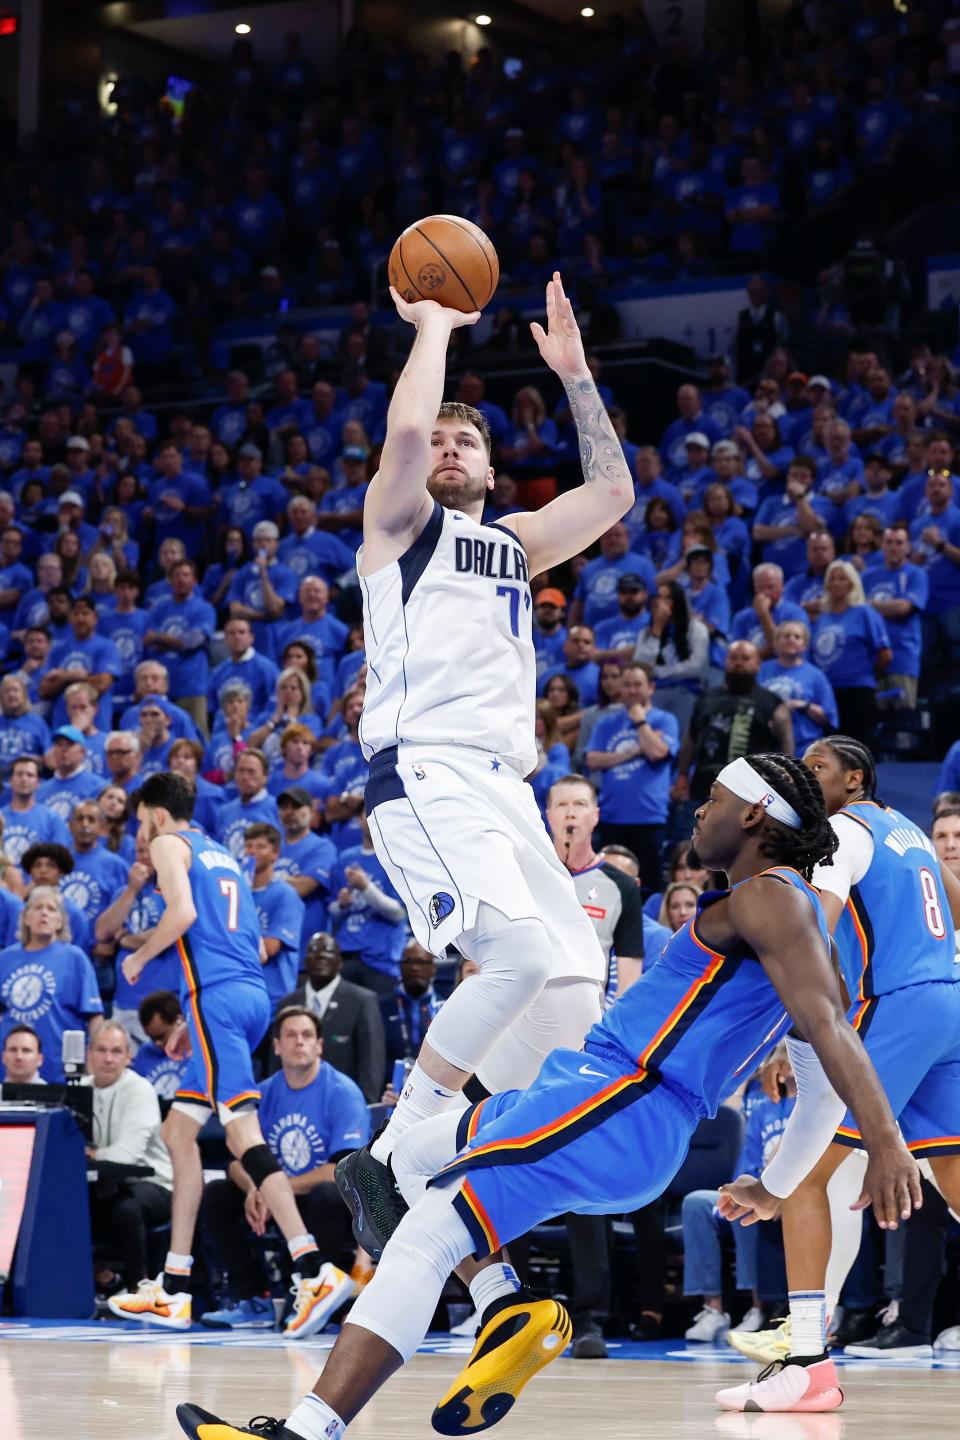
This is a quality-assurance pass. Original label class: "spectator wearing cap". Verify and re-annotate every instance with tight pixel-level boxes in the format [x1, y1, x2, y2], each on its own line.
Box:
[145, 440, 212, 557]
[216, 442, 289, 538]
[215, 748, 280, 861]
[0, 526, 33, 624]
[593, 574, 650, 660]
[752, 456, 832, 578]
[51, 488, 98, 553]
[784, 374, 833, 452]
[136, 698, 175, 779]
[569, 523, 657, 630]
[2, 757, 72, 864]
[277, 496, 356, 586]
[532, 588, 568, 677]
[39, 596, 122, 733]
[759, 619, 839, 754]
[660, 385, 722, 479]
[674, 433, 714, 507]
[585, 662, 679, 893]
[703, 440, 758, 517]
[228, 520, 299, 652]
[318, 445, 369, 550]
[730, 563, 808, 659]
[208, 618, 279, 722]
[141, 559, 216, 737]
[274, 787, 339, 943]
[540, 626, 600, 708]
[329, 804, 406, 997]
[36, 731, 105, 823]
[863, 524, 928, 710]
[244, 822, 305, 1011]
[678, 545, 731, 667]
[272, 576, 349, 687]
[701, 355, 751, 438]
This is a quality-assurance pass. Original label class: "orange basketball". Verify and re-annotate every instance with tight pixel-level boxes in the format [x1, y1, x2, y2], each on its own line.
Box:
[388, 214, 499, 314]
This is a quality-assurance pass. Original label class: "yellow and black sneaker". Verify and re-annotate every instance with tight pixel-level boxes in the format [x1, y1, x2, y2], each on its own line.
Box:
[176, 1405, 299, 1439]
[432, 1292, 572, 1435]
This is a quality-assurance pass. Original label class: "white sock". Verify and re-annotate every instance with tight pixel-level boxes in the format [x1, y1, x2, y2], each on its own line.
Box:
[788, 1290, 827, 1358]
[286, 1393, 345, 1440]
[468, 1262, 521, 1318]
[370, 1062, 459, 1163]
[287, 1233, 319, 1264]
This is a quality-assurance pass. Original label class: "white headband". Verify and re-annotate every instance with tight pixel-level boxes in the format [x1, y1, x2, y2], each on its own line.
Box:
[717, 757, 802, 830]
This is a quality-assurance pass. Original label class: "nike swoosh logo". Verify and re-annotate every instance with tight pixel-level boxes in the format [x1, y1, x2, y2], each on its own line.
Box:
[578, 1063, 609, 1078]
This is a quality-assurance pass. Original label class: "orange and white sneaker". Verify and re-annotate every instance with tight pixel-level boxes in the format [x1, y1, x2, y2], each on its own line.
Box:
[716, 1357, 843, 1413]
[107, 1275, 192, 1329]
[283, 1261, 356, 1339]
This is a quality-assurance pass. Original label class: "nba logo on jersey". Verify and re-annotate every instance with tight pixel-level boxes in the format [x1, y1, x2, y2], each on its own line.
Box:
[429, 892, 455, 928]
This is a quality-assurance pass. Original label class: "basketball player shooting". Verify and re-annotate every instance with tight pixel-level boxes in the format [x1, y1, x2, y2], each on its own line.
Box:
[335, 272, 632, 1253]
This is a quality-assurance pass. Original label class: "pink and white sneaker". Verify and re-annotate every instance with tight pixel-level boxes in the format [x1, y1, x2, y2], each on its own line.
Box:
[716, 1357, 844, 1413]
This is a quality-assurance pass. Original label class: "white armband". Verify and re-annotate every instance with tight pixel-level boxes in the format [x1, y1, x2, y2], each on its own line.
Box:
[760, 1035, 848, 1200]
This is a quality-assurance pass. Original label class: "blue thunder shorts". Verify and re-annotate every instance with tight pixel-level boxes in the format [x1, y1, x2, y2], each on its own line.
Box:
[176, 980, 271, 1118]
[835, 978, 960, 1158]
[429, 1041, 699, 1259]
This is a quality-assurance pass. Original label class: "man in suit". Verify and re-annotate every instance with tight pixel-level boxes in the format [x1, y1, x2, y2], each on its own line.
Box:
[276, 931, 386, 1103]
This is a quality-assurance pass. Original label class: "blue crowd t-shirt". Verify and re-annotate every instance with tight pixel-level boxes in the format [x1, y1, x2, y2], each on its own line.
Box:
[258, 1063, 371, 1174]
[0, 940, 103, 1080]
[273, 832, 338, 943]
[331, 845, 405, 976]
[251, 878, 305, 1007]
[758, 660, 839, 752]
[862, 563, 928, 678]
[811, 606, 890, 688]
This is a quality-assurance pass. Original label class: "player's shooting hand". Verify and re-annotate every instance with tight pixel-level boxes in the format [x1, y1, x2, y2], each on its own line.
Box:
[529, 272, 588, 380]
[388, 286, 480, 331]
[244, 1187, 269, 1236]
[717, 1174, 781, 1226]
[854, 1139, 922, 1230]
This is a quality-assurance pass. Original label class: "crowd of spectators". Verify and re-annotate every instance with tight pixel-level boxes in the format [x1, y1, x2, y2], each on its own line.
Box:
[0, 0, 958, 1342]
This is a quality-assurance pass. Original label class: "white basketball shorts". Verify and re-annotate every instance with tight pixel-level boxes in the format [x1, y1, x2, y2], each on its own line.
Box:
[365, 741, 605, 986]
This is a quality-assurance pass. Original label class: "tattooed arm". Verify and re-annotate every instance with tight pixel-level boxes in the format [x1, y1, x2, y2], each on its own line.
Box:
[498, 273, 633, 576]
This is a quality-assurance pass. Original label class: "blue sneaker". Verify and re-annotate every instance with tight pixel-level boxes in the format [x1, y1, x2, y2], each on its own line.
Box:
[199, 1296, 275, 1330]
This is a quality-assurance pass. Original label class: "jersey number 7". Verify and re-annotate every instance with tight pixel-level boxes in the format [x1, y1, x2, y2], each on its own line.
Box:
[219, 877, 239, 931]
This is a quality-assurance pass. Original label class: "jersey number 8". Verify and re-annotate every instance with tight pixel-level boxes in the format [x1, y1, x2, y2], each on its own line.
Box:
[918, 867, 946, 939]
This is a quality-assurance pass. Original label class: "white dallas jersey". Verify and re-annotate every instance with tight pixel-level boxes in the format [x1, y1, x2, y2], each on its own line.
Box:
[358, 500, 537, 773]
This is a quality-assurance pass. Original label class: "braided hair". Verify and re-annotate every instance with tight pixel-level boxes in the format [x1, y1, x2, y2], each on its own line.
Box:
[749, 752, 839, 881]
[816, 734, 879, 803]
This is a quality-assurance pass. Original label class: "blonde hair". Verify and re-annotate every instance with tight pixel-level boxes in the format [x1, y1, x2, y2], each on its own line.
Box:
[512, 386, 547, 428]
[823, 559, 865, 611]
[658, 881, 701, 932]
[535, 699, 563, 751]
[276, 667, 312, 714]
[19, 885, 71, 945]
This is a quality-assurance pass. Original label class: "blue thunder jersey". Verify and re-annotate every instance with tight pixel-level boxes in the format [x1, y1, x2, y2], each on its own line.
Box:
[358, 501, 538, 774]
[832, 801, 956, 1003]
[597, 868, 828, 1119]
[174, 828, 266, 1000]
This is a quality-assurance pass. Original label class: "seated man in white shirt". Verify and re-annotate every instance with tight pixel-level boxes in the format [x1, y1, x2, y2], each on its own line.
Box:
[82, 1019, 174, 1301]
[2, 1023, 45, 1084]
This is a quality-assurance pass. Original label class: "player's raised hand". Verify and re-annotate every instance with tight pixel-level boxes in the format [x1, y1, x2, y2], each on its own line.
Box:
[717, 1174, 781, 1226]
[389, 286, 480, 330]
[854, 1141, 922, 1229]
[530, 272, 589, 380]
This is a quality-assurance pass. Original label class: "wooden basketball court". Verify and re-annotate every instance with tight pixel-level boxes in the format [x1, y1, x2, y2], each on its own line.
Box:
[2, 1323, 958, 1440]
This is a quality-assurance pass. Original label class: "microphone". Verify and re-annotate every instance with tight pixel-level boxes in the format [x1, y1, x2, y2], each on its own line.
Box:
[62, 1030, 87, 1085]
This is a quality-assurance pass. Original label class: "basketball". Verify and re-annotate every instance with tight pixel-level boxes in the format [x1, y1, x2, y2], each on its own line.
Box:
[388, 214, 499, 314]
